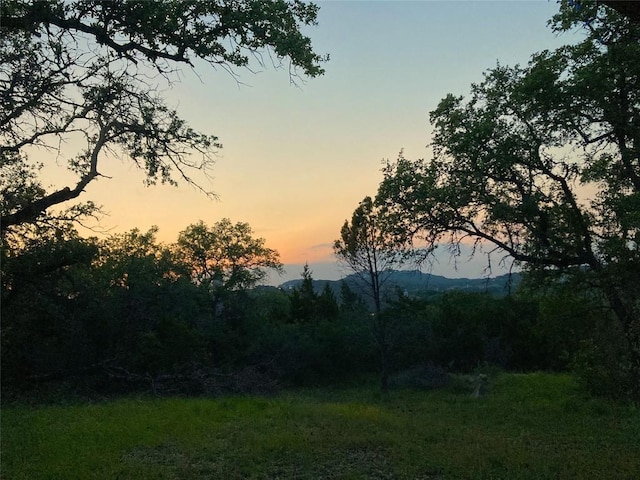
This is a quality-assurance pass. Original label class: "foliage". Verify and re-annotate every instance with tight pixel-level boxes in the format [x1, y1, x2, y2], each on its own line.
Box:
[334, 195, 425, 390]
[376, 1, 640, 396]
[0, 0, 326, 233]
[251, 266, 367, 383]
[1, 220, 285, 395]
[0, 160, 100, 236]
[571, 316, 637, 399]
[287, 263, 318, 323]
[387, 290, 545, 373]
[247, 317, 374, 385]
[339, 279, 367, 314]
[286, 264, 340, 323]
[175, 219, 283, 306]
[596, 1, 640, 23]
[1, 227, 100, 387]
[4, 223, 629, 400]
[3, 217, 615, 399]
[93, 227, 208, 377]
[12, 1, 640, 401]
[388, 363, 451, 390]
[316, 282, 340, 321]
[334, 196, 421, 314]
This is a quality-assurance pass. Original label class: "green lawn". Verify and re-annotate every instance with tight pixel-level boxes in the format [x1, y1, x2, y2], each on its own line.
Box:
[2, 373, 639, 479]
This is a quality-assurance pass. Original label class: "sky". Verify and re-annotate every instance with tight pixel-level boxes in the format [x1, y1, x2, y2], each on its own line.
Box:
[44, 0, 584, 284]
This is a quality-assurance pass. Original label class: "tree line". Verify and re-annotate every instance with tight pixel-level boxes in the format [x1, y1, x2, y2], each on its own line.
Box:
[335, 1, 639, 398]
[2, 1, 638, 400]
[2, 219, 621, 398]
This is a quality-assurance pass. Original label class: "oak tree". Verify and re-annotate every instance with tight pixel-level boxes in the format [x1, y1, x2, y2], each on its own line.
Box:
[0, 0, 326, 234]
[175, 219, 283, 307]
[377, 1, 640, 392]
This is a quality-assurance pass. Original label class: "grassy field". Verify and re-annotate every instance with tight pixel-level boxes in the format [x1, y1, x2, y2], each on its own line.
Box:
[2, 373, 639, 479]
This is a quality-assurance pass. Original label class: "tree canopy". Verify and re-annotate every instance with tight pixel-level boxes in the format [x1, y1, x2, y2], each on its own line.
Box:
[587, 1, 640, 23]
[176, 219, 283, 301]
[334, 196, 419, 315]
[376, 1, 639, 379]
[0, 0, 326, 235]
[334, 196, 422, 391]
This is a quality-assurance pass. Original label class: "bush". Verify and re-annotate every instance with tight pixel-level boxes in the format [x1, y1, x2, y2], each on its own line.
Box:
[389, 363, 450, 390]
[571, 317, 638, 400]
[246, 316, 376, 386]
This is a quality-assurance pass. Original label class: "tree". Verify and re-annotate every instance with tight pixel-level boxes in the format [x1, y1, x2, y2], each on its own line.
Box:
[175, 219, 283, 308]
[377, 2, 639, 394]
[334, 197, 420, 314]
[1, 226, 100, 387]
[94, 227, 207, 378]
[334, 196, 421, 391]
[286, 264, 339, 323]
[0, 0, 326, 234]
[573, 1, 640, 24]
[316, 282, 339, 322]
[288, 263, 318, 323]
[339, 280, 366, 315]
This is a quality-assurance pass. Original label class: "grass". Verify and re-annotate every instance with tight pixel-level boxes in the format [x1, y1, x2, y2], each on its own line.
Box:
[2, 373, 639, 479]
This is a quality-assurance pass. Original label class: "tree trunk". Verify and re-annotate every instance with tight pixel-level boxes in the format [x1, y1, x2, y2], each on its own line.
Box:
[601, 282, 640, 397]
[376, 311, 390, 393]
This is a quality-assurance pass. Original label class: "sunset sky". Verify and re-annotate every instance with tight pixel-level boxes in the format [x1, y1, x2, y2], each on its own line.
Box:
[45, 0, 582, 284]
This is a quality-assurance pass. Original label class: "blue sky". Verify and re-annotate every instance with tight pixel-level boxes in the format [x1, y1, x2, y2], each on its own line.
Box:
[63, 1, 582, 284]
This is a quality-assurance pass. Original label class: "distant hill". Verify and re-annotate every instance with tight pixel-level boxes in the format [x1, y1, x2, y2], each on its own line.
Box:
[279, 270, 521, 299]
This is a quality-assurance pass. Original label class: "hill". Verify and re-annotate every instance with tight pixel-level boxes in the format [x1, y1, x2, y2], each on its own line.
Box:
[279, 270, 521, 299]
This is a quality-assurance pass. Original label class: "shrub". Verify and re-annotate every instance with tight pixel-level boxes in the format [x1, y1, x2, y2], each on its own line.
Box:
[389, 363, 451, 390]
[571, 317, 638, 400]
